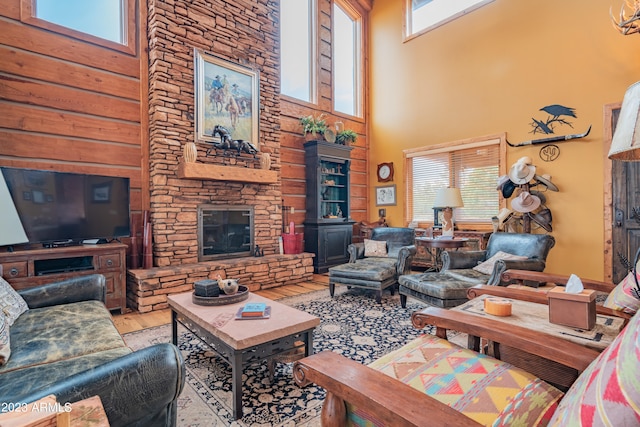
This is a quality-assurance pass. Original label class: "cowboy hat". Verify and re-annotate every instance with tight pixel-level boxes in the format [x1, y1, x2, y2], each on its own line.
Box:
[497, 178, 517, 198]
[516, 156, 533, 165]
[530, 190, 547, 205]
[511, 191, 541, 213]
[502, 180, 517, 198]
[533, 174, 559, 192]
[528, 208, 553, 232]
[496, 175, 509, 191]
[496, 207, 514, 229]
[509, 160, 536, 185]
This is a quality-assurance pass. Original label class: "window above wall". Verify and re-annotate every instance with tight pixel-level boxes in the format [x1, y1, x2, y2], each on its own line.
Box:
[20, 0, 136, 54]
[405, 0, 495, 40]
[333, 0, 363, 118]
[280, 0, 317, 103]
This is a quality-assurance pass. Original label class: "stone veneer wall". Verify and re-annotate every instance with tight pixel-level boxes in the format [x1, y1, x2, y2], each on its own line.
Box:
[131, 0, 312, 312]
[147, 0, 282, 267]
[127, 253, 314, 312]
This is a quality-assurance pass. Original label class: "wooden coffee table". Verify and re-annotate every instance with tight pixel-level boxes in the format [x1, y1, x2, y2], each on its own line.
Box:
[167, 291, 320, 420]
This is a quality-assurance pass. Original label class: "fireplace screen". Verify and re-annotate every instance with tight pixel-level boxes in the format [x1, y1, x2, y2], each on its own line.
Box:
[198, 205, 254, 261]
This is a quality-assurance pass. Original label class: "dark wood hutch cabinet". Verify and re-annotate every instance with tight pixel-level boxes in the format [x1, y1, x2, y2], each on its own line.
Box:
[304, 141, 355, 273]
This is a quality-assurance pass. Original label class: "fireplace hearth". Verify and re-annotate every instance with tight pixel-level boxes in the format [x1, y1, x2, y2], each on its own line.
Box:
[198, 205, 254, 261]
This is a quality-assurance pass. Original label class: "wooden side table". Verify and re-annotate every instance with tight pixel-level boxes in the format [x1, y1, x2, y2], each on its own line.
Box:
[412, 229, 491, 269]
[451, 295, 625, 388]
[414, 237, 469, 271]
[430, 229, 492, 250]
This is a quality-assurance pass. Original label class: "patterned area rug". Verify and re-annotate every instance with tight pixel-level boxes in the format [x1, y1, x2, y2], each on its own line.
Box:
[123, 287, 455, 426]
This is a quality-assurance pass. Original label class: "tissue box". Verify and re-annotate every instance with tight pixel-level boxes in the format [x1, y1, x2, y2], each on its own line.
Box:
[548, 287, 596, 330]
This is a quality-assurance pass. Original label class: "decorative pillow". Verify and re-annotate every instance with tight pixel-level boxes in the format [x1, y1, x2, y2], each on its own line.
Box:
[0, 276, 28, 326]
[348, 334, 562, 426]
[603, 270, 640, 315]
[0, 312, 9, 366]
[472, 250, 528, 275]
[549, 306, 640, 426]
[364, 239, 387, 257]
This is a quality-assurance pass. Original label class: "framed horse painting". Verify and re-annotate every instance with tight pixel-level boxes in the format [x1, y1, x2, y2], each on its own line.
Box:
[194, 49, 259, 147]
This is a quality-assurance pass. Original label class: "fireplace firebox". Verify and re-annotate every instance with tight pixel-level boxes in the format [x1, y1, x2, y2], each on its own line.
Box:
[198, 205, 254, 261]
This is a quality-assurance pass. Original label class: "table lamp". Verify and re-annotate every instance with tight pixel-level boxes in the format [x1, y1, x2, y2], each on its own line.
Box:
[608, 81, 640, 297]
[433, 187, 464, 237]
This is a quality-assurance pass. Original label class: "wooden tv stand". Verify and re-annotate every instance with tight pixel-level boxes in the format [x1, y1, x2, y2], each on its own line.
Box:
[0, 243, 127, 313]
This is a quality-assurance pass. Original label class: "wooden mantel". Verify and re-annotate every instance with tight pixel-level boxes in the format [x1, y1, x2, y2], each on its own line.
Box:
[177, 161, 278, 184]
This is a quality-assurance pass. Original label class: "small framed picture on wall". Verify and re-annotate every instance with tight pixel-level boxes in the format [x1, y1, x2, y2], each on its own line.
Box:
[375, 185, 396, 206]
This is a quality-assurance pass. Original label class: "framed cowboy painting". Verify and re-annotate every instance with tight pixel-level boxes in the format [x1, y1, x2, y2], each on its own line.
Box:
[194, 49, 259, 146]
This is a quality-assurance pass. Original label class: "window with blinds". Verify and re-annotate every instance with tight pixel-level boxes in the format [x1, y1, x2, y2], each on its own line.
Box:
[405, 137, 503, 226]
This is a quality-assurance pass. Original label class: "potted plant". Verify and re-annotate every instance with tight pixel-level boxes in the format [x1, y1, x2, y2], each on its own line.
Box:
[336, 129, 358, 146]
[300, 114, 328, 141]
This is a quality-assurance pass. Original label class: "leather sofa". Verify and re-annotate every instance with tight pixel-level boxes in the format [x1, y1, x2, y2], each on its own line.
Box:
[328, 227, 416, 303]
[0, 273, 185, 427]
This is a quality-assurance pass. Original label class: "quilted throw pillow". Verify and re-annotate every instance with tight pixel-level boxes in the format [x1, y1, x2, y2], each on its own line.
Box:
[0, 312, 9, 366]
[0, 276, 28, 326]
[603, 270, 640, 315]
[472, 250, 528, 275]
[364, 239, 387, 257]
[549, 309, 640, 426]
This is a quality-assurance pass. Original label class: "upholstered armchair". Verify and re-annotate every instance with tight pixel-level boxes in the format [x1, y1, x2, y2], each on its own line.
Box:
[441, 232, 555, 286]
[399, 232, 555, 308]
[328, 227, 416, 303]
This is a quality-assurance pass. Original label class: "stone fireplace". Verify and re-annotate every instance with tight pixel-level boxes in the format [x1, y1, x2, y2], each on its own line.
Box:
[143, 0, 284, 268]
[198, 204, 254, 261]
[126, 0, 315, 312]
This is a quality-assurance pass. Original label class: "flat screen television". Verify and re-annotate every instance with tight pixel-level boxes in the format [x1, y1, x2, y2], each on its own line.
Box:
[0, 167, 131, 246]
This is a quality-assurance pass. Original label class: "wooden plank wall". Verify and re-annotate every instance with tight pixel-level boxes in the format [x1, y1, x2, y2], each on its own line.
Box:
[280, 0, 370, 229]
[0, 0, 371, 242]
[0, 0, 146, 224]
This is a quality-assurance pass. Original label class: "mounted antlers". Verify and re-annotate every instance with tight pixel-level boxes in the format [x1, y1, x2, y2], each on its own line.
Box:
[611, 0, 640, 35]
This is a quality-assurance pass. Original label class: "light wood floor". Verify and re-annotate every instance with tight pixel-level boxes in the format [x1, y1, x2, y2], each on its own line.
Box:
[112, 274, 329, 335]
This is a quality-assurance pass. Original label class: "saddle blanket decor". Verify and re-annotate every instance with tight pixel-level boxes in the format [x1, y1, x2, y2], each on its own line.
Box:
[347, 334, 563, 426]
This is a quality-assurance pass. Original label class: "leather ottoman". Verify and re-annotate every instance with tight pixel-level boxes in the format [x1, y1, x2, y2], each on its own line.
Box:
[328, 258, 398, 303]
[398, 272, 474, 308]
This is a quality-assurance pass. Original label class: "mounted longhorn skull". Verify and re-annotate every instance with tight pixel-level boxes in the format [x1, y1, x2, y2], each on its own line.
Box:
[611, 0, 640, 35]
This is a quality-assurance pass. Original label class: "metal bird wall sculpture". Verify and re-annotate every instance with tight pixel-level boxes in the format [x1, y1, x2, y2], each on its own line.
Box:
[530, 104, 576, 135]
[507, 104, 591, 148]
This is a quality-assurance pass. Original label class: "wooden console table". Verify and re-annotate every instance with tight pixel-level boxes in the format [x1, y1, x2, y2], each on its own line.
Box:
[0, 243, 127, 313]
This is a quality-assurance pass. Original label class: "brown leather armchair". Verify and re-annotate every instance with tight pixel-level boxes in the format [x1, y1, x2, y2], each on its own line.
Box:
[399, 233, 555, 308]
[328, 227, 416, 303]
[440, 232, 556, 286]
